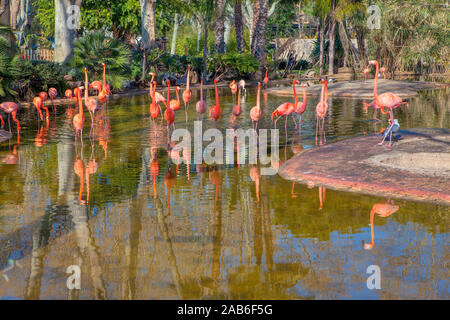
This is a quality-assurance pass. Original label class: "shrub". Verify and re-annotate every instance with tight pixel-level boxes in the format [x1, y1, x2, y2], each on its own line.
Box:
[14, 60, 66, 101]
[0, 28, 20, 98]
[207, 53, 260, 79]
[72, 31, 132, 90]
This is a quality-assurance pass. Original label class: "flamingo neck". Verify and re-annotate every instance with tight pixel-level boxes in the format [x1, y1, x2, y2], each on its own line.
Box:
[265, 68, 268, 77]
[256, 85, 261, 109]
[324, 81, 328, 102]
[176, 87, 179, 101]
[186, 67, 190, 91]
[103, 64, 106, 87]
[293, 82, 298, 106]
[320, 83, 325, 105]
[200, 79, 203, 102]
[214, 82, 220, 109]
[237, 87, 241, 107]
[374, 62, 379, 99]
[85, 70, 89, 101]
[167, 83, 170, 107]
[77, 87, 83, 116]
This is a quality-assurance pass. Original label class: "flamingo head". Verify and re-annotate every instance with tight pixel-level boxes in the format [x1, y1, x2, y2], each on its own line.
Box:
[271, 109, 281, 121]
[302, 84, 306, 89]
[167, 80, 170, 86]
[102, 62, 105, 67]
[188, 64, 190, 71]
[293, 79, 297, 85]
[368, 60, 378, 66]
[214, 78, 218, 84]
[363, 242, 374, 250]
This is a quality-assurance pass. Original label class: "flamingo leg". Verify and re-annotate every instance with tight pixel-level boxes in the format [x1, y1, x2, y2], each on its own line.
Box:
[291, 114, 297, 128]
[315, 117, 319, 145]
[0, 114, 4, 128]
[298, 115, 302, 135]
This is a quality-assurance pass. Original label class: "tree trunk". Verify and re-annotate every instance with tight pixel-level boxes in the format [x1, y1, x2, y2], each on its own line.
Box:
[170, 13, 179, 55]
[139, 0, 156, 82]
[214, 0, 225, 54]
[251, 0, 260, 50]
[338, 21, 349, 67]
[319, 18, 325, 76]
[203, 21, 208, 80]
[224, 16, 231, 52]
[140, 0, 156, 49]
[355, 25, 367, 67]
[328, 18, 336, 75]
[0, 0, 10, 27]
[234, 0, 245, 53]
[17, 0, 31, 32]
[54, 0, 74, 64]
[251, 0, 268, 60]
[10, 0, 20, 30]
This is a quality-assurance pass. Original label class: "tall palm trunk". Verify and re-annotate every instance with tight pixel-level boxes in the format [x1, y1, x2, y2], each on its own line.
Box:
[328, 19, 336, 75]
[203, 21, 208, 79]
[355, 25, 367, 67]
[170, 13, 180, 55]
[234, 0, 245, 53]
[214, 0, 225, 54]
[251, 0, 268, 60]
[319, 18, 325, 76]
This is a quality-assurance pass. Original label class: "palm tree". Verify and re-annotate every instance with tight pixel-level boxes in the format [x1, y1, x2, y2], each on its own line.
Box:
[234, 0, 245, 53]
[215, 0, 226, 53]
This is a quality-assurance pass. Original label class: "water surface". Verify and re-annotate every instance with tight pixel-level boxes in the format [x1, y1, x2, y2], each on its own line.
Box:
[0, 86, 448, 299]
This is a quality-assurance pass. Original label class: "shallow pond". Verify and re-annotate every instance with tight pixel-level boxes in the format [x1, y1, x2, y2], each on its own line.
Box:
[0, 86, 448, 299]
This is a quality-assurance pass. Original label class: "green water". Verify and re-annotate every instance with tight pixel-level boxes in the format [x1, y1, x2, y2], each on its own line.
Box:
[0, 86, 448, 299]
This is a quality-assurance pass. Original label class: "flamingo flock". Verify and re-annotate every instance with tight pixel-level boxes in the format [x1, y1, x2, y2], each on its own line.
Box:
[1, 60, 407, 163]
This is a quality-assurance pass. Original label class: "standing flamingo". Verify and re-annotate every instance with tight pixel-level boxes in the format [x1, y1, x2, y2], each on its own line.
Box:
[250, 82, 262, 131]
[295, 83, 307, 134]
[379, 66, 386, 79]
[164, 80, 176, 136]
[368, 60, 408, 145]
[84, 68, 99, 135]
[169, 86, 181, 111]
[209, 79, 221, 126]
[33, 96, 49, 120]
[73, 86, 85, 146]
[38, 91, 48, 104]
[263, 67, 269, 88]
[363, 67, 370, 83]
[0, 102, 20, 133]
[196, 77, 206, 118]
[238, 79, 246, 95]
[232, 87, 242, 118]
[315, 78, 328, 146]
[182, 65, 192, 116]
[48, 88, 58, 114]
[363, 201, 400, 250]
[150, 81, 160, 121]
[271, 80, 297, 130]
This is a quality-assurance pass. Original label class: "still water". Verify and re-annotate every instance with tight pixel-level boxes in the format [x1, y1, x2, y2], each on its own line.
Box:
[0, 86, 448, 299]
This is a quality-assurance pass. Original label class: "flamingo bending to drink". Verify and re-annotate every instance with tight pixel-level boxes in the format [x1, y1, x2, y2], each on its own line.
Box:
[48, 88, 58, 113]
[0, 102, 20, 133]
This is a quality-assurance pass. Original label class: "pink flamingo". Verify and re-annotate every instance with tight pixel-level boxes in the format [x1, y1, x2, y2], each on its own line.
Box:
[195, 77, 206, 118]
[48, 88, 58, 113]
[73, 86, 85, 146]
[0, 102, 20, 133]
[379, 66, 386, 79]
[89, 80, 103, 96]
[232, 87, 242, 117]
[33, 96, 49, 120]
[150, 81, 160, 121]
[98, 62, 111, 105]
[209, 79, 221, 126]
[263, 67, 269, 88]
[363, 67, 369, 83]
[315, 78, 328, 146]
[164, 81, 176, 134]
[169, 86, 181, 111]
[368, 60, 408, 138]
[294, 83, 307, 134]
[363, 201, 400, 250]
[250, 82, 262, 131]
[271, 80, 298, 130]
[84, 68, 99, 134]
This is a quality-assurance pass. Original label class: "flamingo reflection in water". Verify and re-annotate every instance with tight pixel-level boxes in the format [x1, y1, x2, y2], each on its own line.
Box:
[363, 200, 401, 250]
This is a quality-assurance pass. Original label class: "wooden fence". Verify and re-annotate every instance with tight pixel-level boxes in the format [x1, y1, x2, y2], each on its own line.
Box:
[20, 48, 54, 62]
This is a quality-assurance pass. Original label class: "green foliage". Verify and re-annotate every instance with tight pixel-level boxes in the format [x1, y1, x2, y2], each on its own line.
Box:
[207, 53, 260, 78]
[0, 31, 20, 99]
[33, 0, 54, 37]
[14, 60, 66, 101]
[72, 31, 132, 90]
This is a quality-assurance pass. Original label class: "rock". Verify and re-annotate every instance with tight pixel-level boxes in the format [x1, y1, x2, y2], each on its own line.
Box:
[305, 69, 316, 77]
[64, 74, 74, 81]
